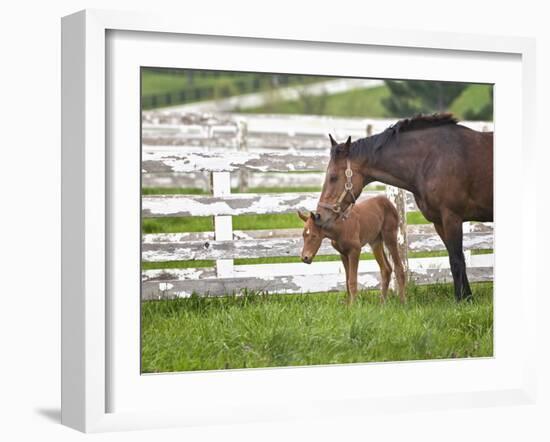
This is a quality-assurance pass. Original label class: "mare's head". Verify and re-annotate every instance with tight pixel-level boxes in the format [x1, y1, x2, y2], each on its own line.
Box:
[316, 135, 365, 228]
[298, 211, 324, 264]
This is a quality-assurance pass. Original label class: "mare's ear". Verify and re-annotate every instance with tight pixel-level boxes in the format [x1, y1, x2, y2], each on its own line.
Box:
[297, 210, 309, 222]
[345, 136, 351, 148]
[340, 136, 351, 155]
[329, 134, 351, 155]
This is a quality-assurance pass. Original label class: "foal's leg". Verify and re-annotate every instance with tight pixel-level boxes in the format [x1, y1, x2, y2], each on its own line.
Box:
[371, 241, 391, 303]
[340, 253, 350, 300]
[346, 249, 361, 305]
[382, 230, 406, 303]
[440, 212, 472, 302]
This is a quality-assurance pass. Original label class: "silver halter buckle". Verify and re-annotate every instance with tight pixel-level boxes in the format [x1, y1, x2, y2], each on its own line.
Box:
[318, 159, 356, 217]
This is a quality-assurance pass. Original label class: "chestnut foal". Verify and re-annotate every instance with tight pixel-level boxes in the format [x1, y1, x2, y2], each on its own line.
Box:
[299, 195, 406, 305]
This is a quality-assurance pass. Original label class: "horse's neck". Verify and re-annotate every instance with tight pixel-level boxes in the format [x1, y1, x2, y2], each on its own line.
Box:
[321, 226, 339, 242]
[321, 220, 345, 242]
[360, 142, 419, 194]
[322, 213, 355, 243]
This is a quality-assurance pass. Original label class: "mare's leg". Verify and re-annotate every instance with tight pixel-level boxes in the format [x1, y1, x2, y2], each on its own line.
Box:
[433, 222, 445, 242]
[439, 213, 472, 302]
[340, 253, 350, 300]
[346, 249, 361, 305]
[381, 229, 406, 303]
[371, 241, 392, 303]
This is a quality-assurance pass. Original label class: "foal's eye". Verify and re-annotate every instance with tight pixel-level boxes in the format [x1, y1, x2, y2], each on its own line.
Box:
[329, 174, 338, 182]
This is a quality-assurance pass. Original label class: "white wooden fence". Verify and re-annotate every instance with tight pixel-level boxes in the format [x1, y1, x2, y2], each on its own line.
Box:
[142, 113, 494, 299]
[142, 112, 493, 191]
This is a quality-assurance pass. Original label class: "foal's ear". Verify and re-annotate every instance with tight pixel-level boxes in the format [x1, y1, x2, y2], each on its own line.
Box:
[297, 210, 309, 222]
[328, 133, 338, 147]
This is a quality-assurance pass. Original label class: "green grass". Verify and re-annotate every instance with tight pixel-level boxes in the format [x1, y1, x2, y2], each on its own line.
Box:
[142, 185, 387, 195]
[142, 260, 215, 270]
[141, 70, 273, 97]
[142, 249, 492, 270]
[407, 211, 428, 224]
[243, 85, 391, 117]
[450, 84, 493, 119]
[142, 68, 492, 119]
[142, 70, 189, 96]
[142, 216, 214, 234]
[141, 282, 493, 373]
[141, 69, 329, 109]
[241, 83, 492, 119]
[142, 210, 430, 234]
[142, 213, 296, 234]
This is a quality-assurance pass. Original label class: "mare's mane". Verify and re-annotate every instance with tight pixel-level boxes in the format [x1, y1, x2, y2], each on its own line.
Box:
[330, 113, 459, 160]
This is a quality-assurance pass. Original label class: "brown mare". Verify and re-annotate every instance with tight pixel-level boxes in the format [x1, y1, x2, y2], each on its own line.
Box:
[298, 196, 406, 305]
[316, 114, 493, 302]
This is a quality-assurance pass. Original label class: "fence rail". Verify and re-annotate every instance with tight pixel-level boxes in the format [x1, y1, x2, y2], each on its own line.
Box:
[142, 222, 493, 243]
[141, 113, 494, 299]
[142, 191, 420, 218]
[142, 114, 493, 189]
[142, 266, 494, 300]
[142, 229, 493, 262]
[142, 148, 328, 173]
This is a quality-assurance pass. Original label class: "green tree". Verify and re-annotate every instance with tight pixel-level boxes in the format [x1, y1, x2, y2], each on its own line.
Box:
[296, 86, 328, 115]
[382, 80, 468, 117]
[213, 78, 239, 100]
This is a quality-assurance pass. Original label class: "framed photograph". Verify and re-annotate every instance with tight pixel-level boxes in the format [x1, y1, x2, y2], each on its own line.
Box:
[61, 9, 537, 433]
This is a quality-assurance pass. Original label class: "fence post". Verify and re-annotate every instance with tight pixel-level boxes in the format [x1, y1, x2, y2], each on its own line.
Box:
[385, 185, 409, 288]
[366, 123, 382, 190]
[212, 172, 234, 278]
[368, 121, 408, 286]
[366, 123, 373, 137]
[237, 120, 249, 192]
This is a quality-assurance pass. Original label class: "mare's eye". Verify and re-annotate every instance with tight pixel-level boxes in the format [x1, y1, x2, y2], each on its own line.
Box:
[329, 174, 338, 182]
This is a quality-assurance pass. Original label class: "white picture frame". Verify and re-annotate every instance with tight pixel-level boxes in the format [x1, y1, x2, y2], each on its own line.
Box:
[61, 9, 537, 433]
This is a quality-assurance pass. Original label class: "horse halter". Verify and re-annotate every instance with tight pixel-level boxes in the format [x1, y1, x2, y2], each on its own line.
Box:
[318, 159, 357, 219]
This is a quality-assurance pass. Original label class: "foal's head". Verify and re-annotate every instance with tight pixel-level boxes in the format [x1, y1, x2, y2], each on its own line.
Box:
[316, 135, 365, 228]
[298, 211, 324, 264]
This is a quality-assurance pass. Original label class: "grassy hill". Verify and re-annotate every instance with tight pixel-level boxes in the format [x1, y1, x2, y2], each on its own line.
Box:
[142, 68, 492, 120]
[141, 69, 327, 109]
[241, 83, 493, 120]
